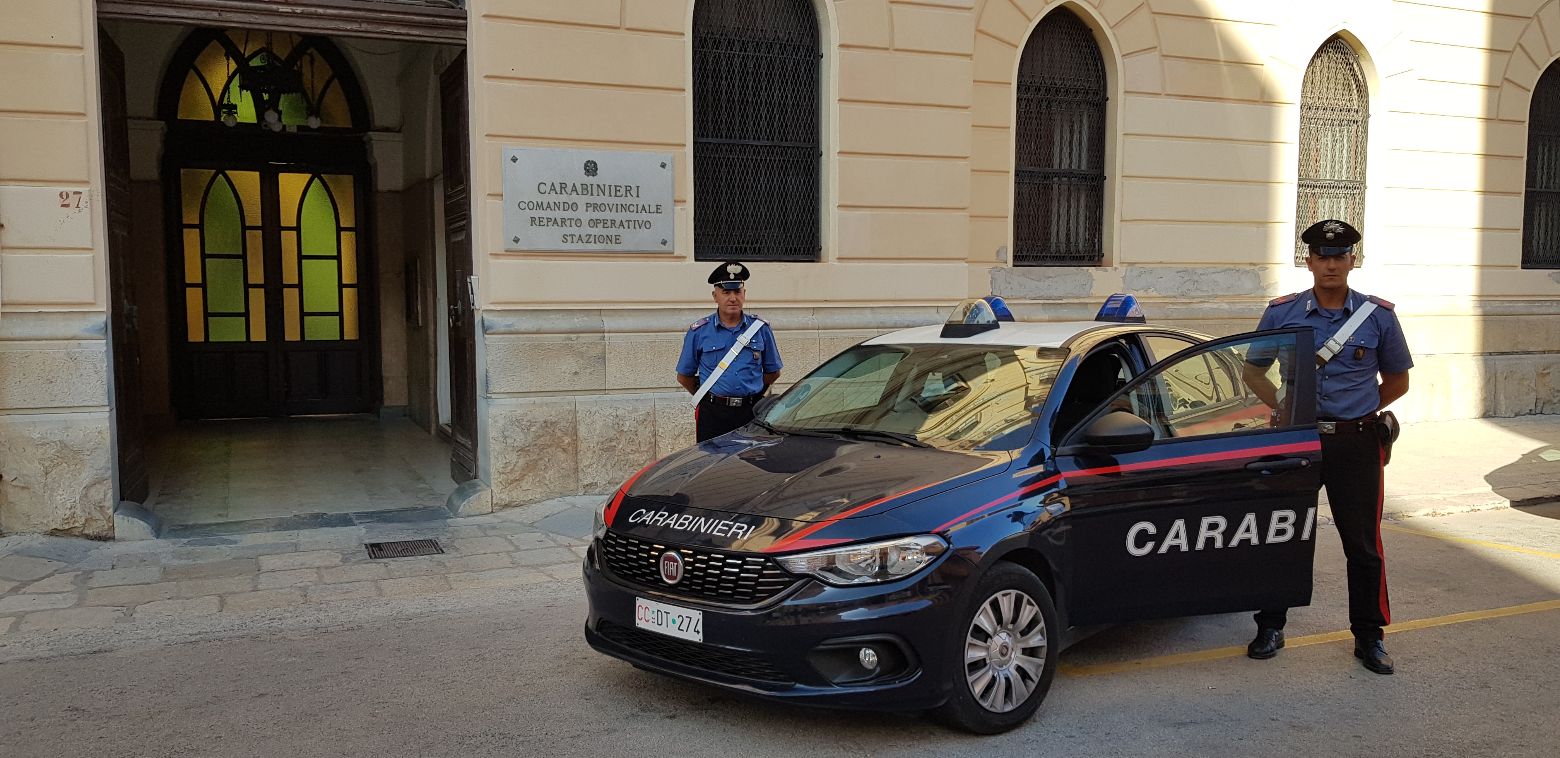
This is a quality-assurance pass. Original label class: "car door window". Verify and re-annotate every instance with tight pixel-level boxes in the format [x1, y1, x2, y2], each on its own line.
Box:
[1143, 335, 1197, 362]
[1053, 344, 1134, 442]
[1113, 331, 1309, 440]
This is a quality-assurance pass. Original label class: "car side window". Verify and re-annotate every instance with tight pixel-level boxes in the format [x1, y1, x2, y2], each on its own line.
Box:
[1143, 335, 1197, 363]
[1053, 343, 1134, 442]
[1118, 332, 1305, 440]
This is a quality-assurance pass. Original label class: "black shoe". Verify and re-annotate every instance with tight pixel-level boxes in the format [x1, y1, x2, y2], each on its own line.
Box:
[1354, 639, 1395, 675]
[1247, 628, 1284, 659]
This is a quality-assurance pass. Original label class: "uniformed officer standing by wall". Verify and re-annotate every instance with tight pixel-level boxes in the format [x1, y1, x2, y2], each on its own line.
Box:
[677, 262, 783, 442]
[1242, 220, 1412, 675]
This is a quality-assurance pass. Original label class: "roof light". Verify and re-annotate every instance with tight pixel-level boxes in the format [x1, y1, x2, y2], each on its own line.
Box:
[981, 296, 1015, 322]
[941, 298, 1001, 338]
[1095, 293, 1146, 324]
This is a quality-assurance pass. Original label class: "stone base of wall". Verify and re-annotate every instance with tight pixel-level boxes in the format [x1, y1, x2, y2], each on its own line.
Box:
[0, 412, 114, 538]
[479, 300, 1560, 509]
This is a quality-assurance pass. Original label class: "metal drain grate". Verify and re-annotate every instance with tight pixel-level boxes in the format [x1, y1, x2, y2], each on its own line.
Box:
[365, 539, 444, 559]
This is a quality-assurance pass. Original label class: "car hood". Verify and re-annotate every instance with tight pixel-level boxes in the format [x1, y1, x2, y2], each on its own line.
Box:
[624, 428, 1008, 525]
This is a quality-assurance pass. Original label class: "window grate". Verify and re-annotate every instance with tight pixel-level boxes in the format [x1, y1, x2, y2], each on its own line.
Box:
[1295, 36, 1369, 265]
[1013, 10, 1108, 267]
[365, 539, 444, 559]
[1525, 65, 1560, 269]
[693, 0, 821, 262]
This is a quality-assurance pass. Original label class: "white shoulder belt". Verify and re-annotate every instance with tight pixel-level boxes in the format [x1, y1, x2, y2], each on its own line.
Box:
[690, 318, 767, 406]
[1315, 301, 1377, 365]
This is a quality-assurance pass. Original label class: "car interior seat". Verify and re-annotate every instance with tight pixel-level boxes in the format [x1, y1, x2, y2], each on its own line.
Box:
[1053, 352, 1127, 444]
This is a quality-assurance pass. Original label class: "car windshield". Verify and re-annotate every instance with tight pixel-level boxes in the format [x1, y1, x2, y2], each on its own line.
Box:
[761, 343, 1067, 451]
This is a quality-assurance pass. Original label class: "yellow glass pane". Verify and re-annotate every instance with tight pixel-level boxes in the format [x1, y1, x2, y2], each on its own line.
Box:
[181, 169, 214, 225]
[271, 33, 298, 62]
[249, 289, 267, 341]
[324, 174, 355, 227]
[284, 288, 301, 341]
[278, 173, 311, 227]
[341, 232, 357, 284]
[193, 40, 229, 100]
[177, 73, 214, 120]
[186, 288, 205, 342]
[320, 81, 350, 127]
[282, 231, 299, 284]
[183, 229, 203, 284]
[245, 230, 263, 284]
[343, 288, 359, 340]
[228, 171, 262, 227]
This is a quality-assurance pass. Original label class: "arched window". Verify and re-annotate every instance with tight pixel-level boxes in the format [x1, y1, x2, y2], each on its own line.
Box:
[1013, 9, 1108, 266]
[1523, 63, 1560, 268]
[161, 28, 367, 131]
[1295, 36, 1369, 265]
[693, 0, 821, 262]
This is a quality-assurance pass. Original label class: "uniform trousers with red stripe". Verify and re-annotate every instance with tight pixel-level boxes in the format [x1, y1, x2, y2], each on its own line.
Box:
[1255, 429, 1391, 642]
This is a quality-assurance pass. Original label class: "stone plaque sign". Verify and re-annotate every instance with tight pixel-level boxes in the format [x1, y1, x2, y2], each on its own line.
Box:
[503, 147, 674, 252]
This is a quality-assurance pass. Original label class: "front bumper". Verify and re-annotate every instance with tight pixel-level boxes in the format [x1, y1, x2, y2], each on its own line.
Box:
[582, 540, 973, 711]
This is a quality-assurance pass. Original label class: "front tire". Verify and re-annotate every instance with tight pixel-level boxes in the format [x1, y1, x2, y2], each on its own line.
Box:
[937, 562, 1058, 734]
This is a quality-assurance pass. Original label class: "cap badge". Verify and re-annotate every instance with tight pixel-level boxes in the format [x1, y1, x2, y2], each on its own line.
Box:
[726, 263, 742, 277]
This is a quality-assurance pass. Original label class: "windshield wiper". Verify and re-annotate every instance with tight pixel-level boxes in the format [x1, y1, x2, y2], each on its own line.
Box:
[808, 427, 932, 448]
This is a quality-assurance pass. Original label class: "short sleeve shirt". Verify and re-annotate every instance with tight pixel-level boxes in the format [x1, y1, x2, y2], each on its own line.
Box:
[676, 312, 783, 398]
[1255, 289, 1413, 420]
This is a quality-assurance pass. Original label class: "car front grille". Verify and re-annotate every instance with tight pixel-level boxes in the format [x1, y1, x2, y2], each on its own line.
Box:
[597, 620, 793, 685]
[600, 531, 798, 605]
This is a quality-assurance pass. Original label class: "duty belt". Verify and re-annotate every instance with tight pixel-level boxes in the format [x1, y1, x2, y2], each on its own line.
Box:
[704, 394, 759, 407]
[1317, 416, 1376, 434]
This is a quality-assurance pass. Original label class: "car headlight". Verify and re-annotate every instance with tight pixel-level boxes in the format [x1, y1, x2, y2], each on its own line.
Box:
[592, 497, 609, 540]
[776, 535, 947, 586]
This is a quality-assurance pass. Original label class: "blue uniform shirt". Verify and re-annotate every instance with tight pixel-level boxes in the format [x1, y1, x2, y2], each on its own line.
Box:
[1256, 288, 1413, 420]
[676, 312, 782, 398]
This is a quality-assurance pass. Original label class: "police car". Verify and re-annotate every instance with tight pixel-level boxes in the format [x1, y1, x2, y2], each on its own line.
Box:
[583, 295, 1322, 733]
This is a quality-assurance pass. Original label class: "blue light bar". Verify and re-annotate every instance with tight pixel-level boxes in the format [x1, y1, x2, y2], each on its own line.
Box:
[981, 296, 1015, 322]
[941, 298, 1001, 337]
[1095, 293, 1146, 323]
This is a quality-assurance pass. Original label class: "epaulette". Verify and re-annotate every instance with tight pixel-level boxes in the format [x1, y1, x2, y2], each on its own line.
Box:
[1366, 295, 1395, 310]
[688, 317, 709, 331]
[1267, 292, 1299, 307]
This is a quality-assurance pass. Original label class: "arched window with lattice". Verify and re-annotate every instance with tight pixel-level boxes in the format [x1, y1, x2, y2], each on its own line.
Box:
[1295, 36, 1369, 265]
[1013, 9, 1108, 267]
[1523, 63, 1560, 269]
[692, 0, 821, 262]
[162, 28, 367, 131]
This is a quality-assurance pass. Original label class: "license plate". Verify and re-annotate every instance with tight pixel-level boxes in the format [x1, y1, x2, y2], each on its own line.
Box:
[634, 597, 703, 643]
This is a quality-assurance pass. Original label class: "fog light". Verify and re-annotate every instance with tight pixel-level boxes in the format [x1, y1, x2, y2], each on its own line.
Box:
[858, 647, 879, 669]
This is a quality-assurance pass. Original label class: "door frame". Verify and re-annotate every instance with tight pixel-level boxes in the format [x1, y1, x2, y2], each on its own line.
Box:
[97, 0, 466, 43]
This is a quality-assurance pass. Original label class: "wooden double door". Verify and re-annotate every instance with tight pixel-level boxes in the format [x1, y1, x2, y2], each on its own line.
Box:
[170, 159, 377, 419]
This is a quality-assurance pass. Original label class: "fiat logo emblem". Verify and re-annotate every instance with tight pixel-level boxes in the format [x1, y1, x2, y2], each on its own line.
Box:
[659, 551, 684, 585]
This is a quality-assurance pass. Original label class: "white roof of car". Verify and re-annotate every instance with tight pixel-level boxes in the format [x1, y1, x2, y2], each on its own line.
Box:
[862, 320, 1120, 349]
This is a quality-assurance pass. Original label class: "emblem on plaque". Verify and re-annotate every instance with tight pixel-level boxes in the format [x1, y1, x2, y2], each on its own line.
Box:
[584, 160, 598, 177]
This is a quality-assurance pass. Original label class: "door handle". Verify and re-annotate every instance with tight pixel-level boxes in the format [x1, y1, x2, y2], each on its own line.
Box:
[1245, 457, 1310, 474]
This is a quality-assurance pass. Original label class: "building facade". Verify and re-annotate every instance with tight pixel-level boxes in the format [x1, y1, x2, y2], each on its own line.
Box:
[2, 0, 1559, 537]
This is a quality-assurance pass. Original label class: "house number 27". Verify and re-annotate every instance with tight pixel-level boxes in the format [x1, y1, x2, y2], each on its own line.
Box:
[58, 190, 84, 208]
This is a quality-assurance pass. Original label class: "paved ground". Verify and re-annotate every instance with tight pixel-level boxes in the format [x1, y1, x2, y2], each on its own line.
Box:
[2, 505, 1558, 757]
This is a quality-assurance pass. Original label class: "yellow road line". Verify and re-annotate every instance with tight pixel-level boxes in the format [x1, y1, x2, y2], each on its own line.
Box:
[1060, 598, 1560, 677]
[1382, 523, 1560, 560]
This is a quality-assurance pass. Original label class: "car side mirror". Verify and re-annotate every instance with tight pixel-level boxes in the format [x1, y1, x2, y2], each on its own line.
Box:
[1075, 411, 1154, 454]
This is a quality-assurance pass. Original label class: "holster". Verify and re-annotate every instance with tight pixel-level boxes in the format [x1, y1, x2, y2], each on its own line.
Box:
[1376, 410, 1401, 466]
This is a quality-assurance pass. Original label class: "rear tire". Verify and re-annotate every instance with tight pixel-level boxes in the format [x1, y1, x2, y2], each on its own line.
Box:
[936, 562, 1058, 734]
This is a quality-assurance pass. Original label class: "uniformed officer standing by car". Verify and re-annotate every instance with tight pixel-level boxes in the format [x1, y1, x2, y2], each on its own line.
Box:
[677, 261, 783, 442]
[1241, 219, 1412, 675]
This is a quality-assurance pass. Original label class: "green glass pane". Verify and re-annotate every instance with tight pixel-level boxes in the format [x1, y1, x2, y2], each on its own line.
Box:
[304, 316, 340, 341]
[221, 75, 257, 123]
[206, 258, 246, 313]
[302, 258, 339, 312]
[208, 316, 247, 343]
[280, 92, 309, 125]
[299, 178, 339, 256]
[202, 177, 243, 254]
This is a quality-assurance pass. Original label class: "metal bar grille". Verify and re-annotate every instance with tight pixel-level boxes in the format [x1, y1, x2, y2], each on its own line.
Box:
[693, 0, 821, 262]
[365, 539, 443, 559]
[1295, 36, 1369, 265]
[1525, 65, 1560, 269]
[597, 620, 793, 684]
[1013, 10, 1107, 267]
[601, 531, 796, 605]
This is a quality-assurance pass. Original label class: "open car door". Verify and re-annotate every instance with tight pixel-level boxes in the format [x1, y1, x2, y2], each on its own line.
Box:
[1054, 327, 1321, 626]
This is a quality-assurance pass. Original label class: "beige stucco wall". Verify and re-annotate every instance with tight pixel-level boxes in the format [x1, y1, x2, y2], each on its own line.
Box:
[468, 0, 1560, 509]
[4, 0, 1560, 533]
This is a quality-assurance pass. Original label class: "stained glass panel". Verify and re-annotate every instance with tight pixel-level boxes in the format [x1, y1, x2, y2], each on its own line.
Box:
[203, 176, 242, 254]
[285, 288, 302, 341]
[343, 289, 359, 340]
[208, 316, 247, 342]
[185, 288, 205, 341]
[302, 259, 340, 312]
[305, 316, 340, 341]
[300, 178, 338, 255]
[206, 258, 245, 312]
[183, 229, 203, 284]
[341, 232, 357, 284]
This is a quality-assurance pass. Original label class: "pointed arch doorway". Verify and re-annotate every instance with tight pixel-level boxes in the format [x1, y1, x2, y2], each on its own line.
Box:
[160, 28, 377, 419]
